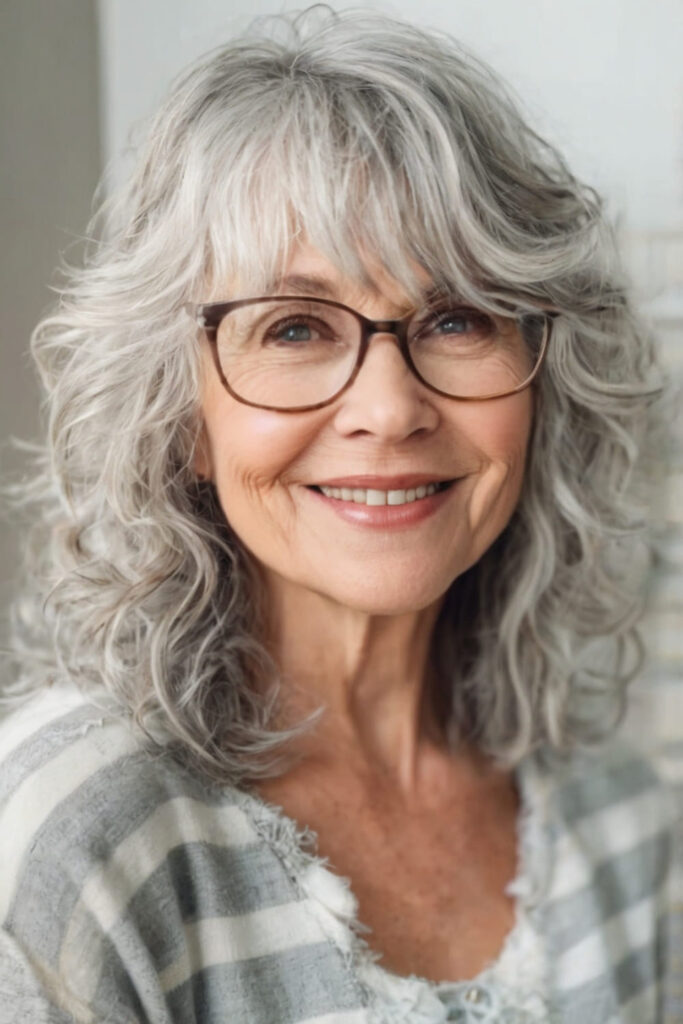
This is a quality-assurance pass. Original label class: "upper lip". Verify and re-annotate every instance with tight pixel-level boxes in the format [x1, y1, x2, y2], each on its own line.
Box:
[309, 474, 455, 489]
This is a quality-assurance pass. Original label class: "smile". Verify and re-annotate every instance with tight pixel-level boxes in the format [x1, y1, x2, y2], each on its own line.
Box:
[310, 480, 454, 506]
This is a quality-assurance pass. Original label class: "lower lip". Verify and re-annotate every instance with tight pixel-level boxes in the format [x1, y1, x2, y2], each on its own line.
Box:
[304, 482, 458, 529]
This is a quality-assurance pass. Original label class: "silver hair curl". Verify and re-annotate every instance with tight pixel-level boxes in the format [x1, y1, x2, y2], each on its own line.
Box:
[3, 7, 664, 784]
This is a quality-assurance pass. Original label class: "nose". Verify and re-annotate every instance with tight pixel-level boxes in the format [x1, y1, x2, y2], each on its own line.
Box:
[332, 332, 439, 441]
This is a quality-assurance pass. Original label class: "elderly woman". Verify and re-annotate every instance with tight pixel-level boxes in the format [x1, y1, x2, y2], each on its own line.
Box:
[0, 9, 676, 1024]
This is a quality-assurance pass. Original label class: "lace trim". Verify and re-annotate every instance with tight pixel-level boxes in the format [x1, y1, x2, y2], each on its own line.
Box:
[234, 755, 557, 1022]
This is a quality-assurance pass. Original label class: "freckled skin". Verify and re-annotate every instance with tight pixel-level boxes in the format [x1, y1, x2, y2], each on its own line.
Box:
[196, 240, 532, 982]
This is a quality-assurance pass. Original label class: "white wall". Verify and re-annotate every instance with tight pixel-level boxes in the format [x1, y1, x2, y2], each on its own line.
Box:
[98, 0, 682, 232]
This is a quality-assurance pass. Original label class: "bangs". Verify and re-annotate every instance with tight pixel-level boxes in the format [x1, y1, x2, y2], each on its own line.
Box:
[104, 11, 604, 329]
[183, 27, 598, 320]
[198, 69, 498, 311]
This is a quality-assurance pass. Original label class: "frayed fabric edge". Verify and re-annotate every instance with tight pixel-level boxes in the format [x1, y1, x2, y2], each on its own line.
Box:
[232, 786, 377, 1017]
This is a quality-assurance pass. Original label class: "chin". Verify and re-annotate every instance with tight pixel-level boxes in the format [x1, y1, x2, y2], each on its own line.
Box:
[311, 577, 452, 617]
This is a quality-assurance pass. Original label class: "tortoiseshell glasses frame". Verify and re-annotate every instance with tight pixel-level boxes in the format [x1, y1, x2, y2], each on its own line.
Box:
[185, 295, 558, 413]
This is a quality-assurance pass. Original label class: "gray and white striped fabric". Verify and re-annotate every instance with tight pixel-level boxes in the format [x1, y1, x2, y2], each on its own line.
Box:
[0, 689, 677, 1023]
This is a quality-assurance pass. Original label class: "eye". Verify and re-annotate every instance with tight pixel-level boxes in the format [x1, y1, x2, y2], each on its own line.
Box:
[436, 313, 470, 333]
[264, 316, 333, 344]
[272, 320, 316, 342]
[431, 309, 494, 335]
[412, 306, 496, 342]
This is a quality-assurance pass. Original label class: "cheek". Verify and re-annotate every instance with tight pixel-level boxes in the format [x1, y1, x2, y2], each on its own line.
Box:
[457, 391, 532, 463]
[456, 393, 533, 530]
[200, 380, 325, 522]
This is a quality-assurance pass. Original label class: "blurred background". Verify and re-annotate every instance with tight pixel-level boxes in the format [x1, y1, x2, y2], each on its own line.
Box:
[1, 0, 682, 771]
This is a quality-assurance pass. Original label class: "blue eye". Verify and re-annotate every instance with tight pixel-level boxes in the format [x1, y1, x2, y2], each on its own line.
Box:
[264, 316, 334, 345]
[278, 323, 313, 342]
[418, 308, 495, 339]
[435, 315, 470, 334]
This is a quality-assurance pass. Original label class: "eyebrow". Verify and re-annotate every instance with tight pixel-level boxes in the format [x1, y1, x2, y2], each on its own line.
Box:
[267, 273, 454, 315]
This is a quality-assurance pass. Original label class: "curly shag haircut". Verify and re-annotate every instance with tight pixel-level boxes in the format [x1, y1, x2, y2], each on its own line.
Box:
[4, 7, 663, 785]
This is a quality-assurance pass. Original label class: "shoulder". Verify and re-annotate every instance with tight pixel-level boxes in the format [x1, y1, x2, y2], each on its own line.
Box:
[0, 688, 264, 1020]
[0, 692, 363, 1022]
[533, 736, 677, 845]
[0, 686, 259, 904]
[0, 687, 247, 872]
[524, 738, 678, 1019]
[527, 736, 677, 900]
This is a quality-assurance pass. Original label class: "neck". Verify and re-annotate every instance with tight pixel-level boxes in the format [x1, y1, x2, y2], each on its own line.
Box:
[261, 571, 451, 793]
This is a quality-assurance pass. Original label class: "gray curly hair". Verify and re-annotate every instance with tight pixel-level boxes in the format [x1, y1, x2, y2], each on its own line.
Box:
[4, 7, 663, 785]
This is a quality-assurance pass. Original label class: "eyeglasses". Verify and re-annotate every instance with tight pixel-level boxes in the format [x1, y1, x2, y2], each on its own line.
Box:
[186, 295, 555, 412]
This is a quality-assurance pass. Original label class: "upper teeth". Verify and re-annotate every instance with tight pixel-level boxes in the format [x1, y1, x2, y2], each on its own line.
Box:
[318, 483, 441, 505]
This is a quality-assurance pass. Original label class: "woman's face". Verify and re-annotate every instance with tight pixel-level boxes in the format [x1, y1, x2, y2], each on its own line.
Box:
[197, 241, 533, 616]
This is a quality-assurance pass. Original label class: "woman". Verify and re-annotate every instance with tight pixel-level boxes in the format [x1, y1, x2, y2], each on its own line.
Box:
[0, 9, 676, 1023]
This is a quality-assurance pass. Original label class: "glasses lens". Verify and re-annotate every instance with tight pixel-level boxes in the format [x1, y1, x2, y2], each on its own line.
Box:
[216, 299, 360, 409]
[213, 299, 546, 408]
[407, 307, 545, 399]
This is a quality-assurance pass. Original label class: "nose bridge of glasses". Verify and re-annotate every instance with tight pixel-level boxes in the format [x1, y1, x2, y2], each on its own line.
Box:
[353, 317, 417, 389]
[362, 316, 410, 348]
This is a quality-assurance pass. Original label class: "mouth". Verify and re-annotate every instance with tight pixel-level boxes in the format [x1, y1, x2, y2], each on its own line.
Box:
[306, 479, 455, 507]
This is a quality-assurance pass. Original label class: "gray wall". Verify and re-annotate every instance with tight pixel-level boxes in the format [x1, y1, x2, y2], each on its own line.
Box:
[0, 0, 101, 625]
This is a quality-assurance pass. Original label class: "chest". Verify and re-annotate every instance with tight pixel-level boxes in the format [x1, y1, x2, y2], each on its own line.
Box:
[256, 773, 519, 982]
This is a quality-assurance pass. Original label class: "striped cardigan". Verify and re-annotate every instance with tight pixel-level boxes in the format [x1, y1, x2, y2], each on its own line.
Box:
[0, 687, 678, 1023]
